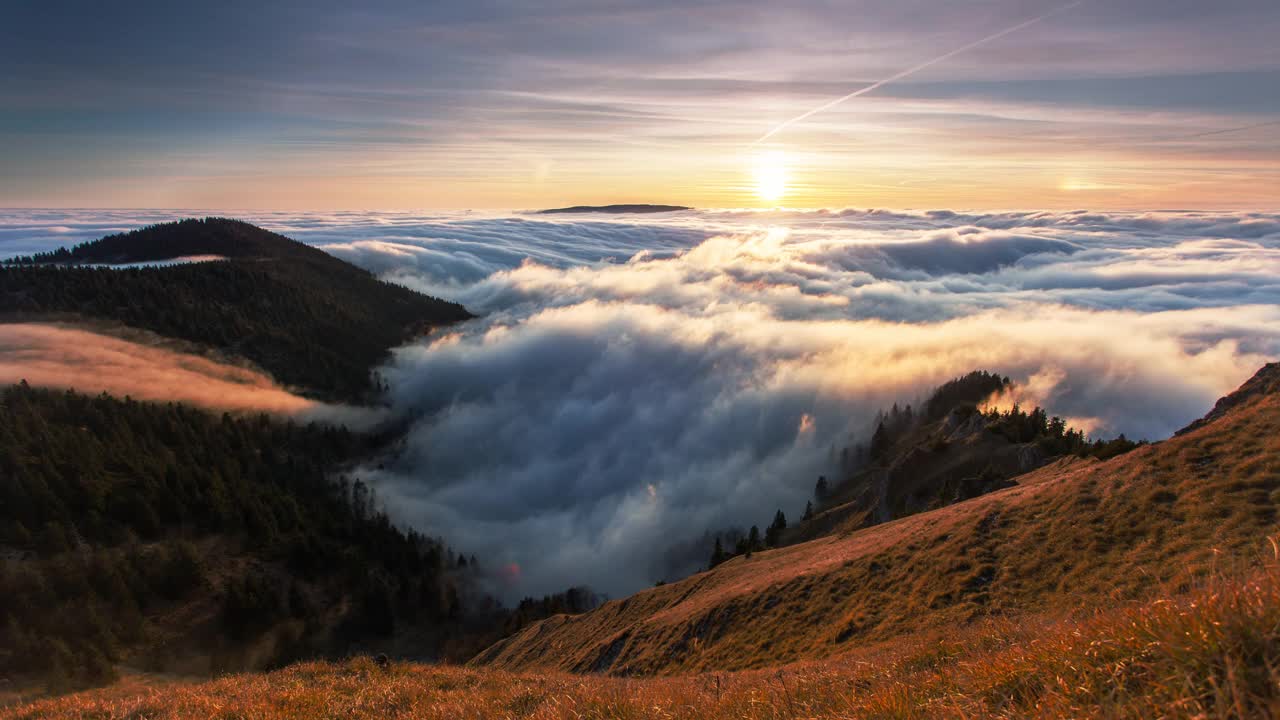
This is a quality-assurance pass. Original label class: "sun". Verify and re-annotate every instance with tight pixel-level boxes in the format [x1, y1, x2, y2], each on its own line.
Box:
[753, 151, 788, 203]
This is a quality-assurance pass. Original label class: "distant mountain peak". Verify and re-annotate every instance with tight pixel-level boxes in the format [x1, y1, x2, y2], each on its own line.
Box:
[536, 204, 691, 214]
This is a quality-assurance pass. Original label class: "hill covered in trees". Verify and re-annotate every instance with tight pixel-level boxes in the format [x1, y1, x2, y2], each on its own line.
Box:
[0, 383, 489, 693]
[0, 382, 613, 699]
[789, 370, 1140, 541]
[0, 219, 472, 402]
[706, 371, 1142, 569]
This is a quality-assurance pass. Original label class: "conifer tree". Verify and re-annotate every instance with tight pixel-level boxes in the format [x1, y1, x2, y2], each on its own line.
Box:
[814, 476, 829, 502]
[870, 421, 891, 461]
[709, 537, 729, 568]
[765, 510, 787, 547]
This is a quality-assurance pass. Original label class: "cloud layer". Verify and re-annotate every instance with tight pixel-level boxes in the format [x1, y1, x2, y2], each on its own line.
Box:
[4, 208, 1279, 598]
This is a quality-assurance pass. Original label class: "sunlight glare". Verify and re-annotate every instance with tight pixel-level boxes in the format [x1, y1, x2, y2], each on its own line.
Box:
[753, 151, 788, 203]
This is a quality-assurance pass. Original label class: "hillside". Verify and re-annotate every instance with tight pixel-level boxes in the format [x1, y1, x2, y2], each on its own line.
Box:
[9, 559, 1278, 718]
[788, 371, 1138, 544]
[708, 371, 1138, 569]
[0, 219, 472, 402]
[472, 364, 1280, 675]
[0, 384, 494, 696]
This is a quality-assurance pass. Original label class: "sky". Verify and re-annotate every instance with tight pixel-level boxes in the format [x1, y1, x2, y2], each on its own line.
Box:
[4, 207, 1278, 598]
[3, 0, 1278, 210]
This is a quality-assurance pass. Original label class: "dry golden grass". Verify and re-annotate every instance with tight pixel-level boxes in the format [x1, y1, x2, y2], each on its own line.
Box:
[7, 550, 1280, 719]
[475, 384, 1280, 675]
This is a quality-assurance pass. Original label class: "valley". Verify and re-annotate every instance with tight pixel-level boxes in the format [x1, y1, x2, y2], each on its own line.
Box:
[1, 218, 1278, 718]
[6, 362, 1280, 716]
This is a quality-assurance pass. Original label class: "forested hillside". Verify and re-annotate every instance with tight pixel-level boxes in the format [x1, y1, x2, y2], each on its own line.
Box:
[792, 370, 1140, 538]
[708, 371, 1141, 568]
[0, 219, 472, 402]
[0, 384, 480, 693]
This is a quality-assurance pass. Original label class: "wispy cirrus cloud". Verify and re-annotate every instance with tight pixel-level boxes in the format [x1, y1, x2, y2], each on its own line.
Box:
[3, 1, 1277, 207]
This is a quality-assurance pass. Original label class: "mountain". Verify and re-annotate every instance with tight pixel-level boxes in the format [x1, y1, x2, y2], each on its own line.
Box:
[537, 204, 691, 214]
[0, 218, 472, 402]
[472, 364, 1280, 675]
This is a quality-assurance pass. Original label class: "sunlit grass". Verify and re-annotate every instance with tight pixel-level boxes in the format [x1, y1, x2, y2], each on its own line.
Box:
[9, 548, 1280, 719]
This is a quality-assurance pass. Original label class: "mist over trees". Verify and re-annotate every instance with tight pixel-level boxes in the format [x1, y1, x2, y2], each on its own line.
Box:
[501, 586, 605, 636]
[0, 380, 614, 692]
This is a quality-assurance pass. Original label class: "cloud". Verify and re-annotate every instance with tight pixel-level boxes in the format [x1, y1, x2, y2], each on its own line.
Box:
[0, 323, 382, 427]
[285, 208, 1278, 599]
[4, 208, 1279, 600]
[367, 297, 1275, 598]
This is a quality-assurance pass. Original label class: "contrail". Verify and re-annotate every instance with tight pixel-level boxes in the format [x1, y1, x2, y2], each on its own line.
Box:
[751, 1, 1085, 145]
[1173, 118, 1280, 140]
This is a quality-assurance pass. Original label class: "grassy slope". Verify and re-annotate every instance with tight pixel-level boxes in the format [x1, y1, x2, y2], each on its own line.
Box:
[473, 364, 1280, 675]
[7, 557, 1278, 718]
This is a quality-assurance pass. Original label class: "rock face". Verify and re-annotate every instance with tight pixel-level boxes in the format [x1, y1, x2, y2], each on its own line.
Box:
[472, 363, 1280, 676]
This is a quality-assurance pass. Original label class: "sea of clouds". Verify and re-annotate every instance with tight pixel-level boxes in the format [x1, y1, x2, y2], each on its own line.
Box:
[3, 207, 1279, 598]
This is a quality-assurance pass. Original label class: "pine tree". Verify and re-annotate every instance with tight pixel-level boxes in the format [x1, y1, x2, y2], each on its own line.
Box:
[745, 525, 761, 558]
[870, 421, 891, 461]
[802, 501, 814, 522]
[814, 476, 829, 502]
[765, 510, 787, 547]
[709, 537, 729, 568]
